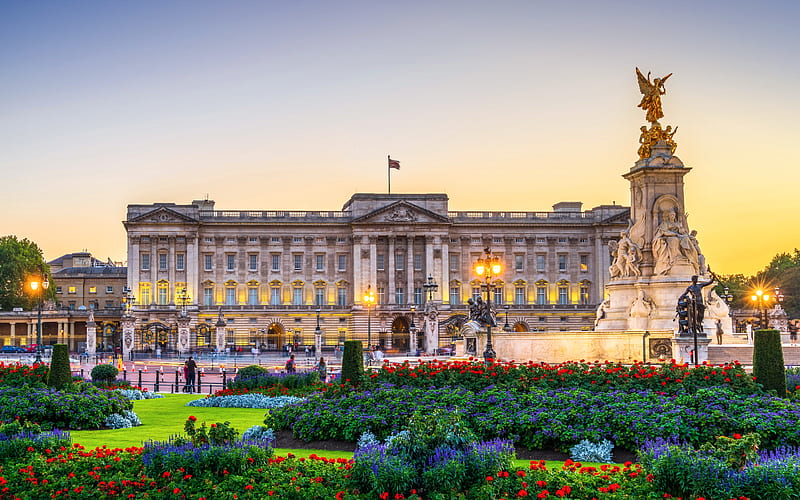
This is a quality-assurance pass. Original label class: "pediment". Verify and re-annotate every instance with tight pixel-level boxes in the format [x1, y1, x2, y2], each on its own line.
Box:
[351, 201, 450, 225]
[128, 207, 198, 224]
[601, 209, 631, 225]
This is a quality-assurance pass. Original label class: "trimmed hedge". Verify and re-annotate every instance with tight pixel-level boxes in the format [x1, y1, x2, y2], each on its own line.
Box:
[91, 364, 119, 383]
[47, 344, 72, 389]
[753, 329, 786, 395]
[341, 340, 364, 386]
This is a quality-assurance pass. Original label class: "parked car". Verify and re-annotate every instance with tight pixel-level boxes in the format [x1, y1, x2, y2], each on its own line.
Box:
[21, 345, 37, 353]
[1, 345, 26, 353]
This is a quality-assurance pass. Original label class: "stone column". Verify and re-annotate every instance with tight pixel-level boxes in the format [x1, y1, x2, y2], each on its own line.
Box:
[407, 235, 415, 304]
[215, 309, 227, 353]
[388, 237, 396, 304]
[423, 301, 439, 353]
[121, 314, 136, 358]
[353, 235, 363, 303]
[441, 239, 450, 303]
[9, 322, 15, 345]
[86, 311, 97, 355]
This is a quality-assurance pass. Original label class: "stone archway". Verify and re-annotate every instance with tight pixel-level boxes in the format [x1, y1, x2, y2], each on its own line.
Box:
[267, 321, 286, 351]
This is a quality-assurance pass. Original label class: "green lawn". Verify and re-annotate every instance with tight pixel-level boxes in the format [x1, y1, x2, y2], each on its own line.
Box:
[70, 394, 580, 467]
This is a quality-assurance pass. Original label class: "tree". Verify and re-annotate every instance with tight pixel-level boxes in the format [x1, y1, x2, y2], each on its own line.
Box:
[0, 235, 52, 311]
[755, 249, 800, 319]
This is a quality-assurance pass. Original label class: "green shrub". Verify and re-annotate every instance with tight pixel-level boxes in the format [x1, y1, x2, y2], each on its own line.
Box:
[234, 364, 267, 382]
[341, 340, 364, 387]
[753, 329, 787, 395]
[91, 364, 119, 383]
[46, 344, 72, 389]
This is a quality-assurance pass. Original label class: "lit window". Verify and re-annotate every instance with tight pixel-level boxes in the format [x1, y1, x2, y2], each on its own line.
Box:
[139, 284, 151, 304]
[68, 286, 77, 294]
[89, 286, 97, 294]
[580, 255, 589, 272]
[494, 287, 503, 305]
[580, 285, 590, 304]
[157, 282, 169, 305]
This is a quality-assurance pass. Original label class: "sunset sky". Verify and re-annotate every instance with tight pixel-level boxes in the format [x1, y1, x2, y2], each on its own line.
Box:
[2, 1, 798, 276]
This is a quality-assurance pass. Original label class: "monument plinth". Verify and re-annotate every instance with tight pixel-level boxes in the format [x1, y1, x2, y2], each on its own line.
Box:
[596, 69, 733, 361]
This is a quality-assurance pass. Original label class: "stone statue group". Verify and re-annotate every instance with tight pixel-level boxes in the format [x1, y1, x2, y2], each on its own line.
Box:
[609, 210, 706, 280]
[676, 273, 718, 335]
[467, 296, 497, 328]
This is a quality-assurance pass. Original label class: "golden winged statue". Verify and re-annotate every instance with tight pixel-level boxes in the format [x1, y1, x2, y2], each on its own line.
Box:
[636, 67, 672, 123]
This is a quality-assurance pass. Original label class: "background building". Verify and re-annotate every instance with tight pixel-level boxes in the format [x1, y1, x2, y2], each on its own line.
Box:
[124, 193, 628, 354]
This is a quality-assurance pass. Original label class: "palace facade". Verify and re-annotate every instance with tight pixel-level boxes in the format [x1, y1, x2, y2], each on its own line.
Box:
[123, 193, 629, 354]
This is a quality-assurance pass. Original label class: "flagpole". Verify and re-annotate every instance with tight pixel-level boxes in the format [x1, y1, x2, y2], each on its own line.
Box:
[387, 154, 391, 194]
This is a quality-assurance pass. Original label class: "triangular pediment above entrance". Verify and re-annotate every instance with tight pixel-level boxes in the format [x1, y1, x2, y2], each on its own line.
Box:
[351, 201, 451, 225]
[127, 206, 199, 224]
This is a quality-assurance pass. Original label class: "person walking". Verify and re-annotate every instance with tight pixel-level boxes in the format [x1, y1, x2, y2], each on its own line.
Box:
[715, 319, 724, 345]
[285, 354, 296, 374]
[185, 356, 197, 393]
[316, 356, 327, 383]
[789, 322, 798, 346]
[182, 361, 190, 393]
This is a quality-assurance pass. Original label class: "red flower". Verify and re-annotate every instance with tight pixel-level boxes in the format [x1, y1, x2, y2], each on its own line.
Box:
[188, 416, 197, 421]
[245, 485, 253, 490]
[486, 475, 494, 481]
[733, 433, 742, 439]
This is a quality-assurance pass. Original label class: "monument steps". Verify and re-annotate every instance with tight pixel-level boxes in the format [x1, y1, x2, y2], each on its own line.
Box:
[708, 345, 800, 366]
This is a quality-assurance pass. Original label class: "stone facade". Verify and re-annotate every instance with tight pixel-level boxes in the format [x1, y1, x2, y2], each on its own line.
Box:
[123, 193, 628, 354]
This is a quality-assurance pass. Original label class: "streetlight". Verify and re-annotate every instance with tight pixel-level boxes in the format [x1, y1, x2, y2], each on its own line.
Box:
[177, 287, 190, 316]
[750, 289, 772, 329]
[474, 248, 502, 361]
[363, 285, 375, 354]
[719, 287, 733, 305]
[423, 275, 438, 302]
[29, 265, 49, 364]
[503, 305, 512, 332]
[409, 305, 417, 354]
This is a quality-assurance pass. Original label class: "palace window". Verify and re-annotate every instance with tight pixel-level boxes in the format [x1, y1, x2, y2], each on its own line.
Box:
[293, 287, 304, 306]
[176, 253, 185, 271]
[414, 254, 422, 271]
[204, 254, 213, 271]
[204, 287, 213, 306]
[315, 254, 325, 272]
[580, 254, 589, 272]
[270, 287, 281, 305]
[159, 253, 168, 271]
[536, 282, 547, 305]
[225, 286, 236, 305]
[294, 254, 302, 271]
[493, 287, 503, 305]
[141, 253, 150, 271]
[414, 287, 423, 305]
[395, 287, 405, 304]
[515, 255, 524, 272]
[536, 255, 545, 272]
[377, 254, 385, 271]
[89, 286, 97, 294]
[337, 287, 347, 306]
[337, 255, 347, 272]
[271, 254, 280, 272]
[558, 282, 569, 305]
[157, 281, 169, 305]
[449, 254, 459, 272]
[558, 254, 567, 272]
[450, 287, 461, 305]
[226, 254, 236, 272]
[378, 287, 386, 304]
[248, 287, 259, 306]
[139, 283, 151, 305]
[249, 254, 258, 272]
[395, 254, 404, 271]
[315, 287, 325, 306]
[515, 286, 526, 305]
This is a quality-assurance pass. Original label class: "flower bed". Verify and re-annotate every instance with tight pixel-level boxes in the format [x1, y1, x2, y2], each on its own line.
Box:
[367, 359, 761, 395]
[266, 384, 800, 451]
[0, 383, 132, 429]
[187, 393, 304, 409]
[0, 361, 48, 387]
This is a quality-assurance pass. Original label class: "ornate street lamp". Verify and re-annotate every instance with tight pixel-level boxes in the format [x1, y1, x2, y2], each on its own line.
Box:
[719, 287, 733, 305]
[474, 248, 502, 361]
[503, 305, 512, 332]
[363, 285, 376, 354]
[750, 289, 772, 329]
[29, 266, 49, 364]
[314, 308, 322, 354]
[423, 275, 438, 302]
[177, 287, 190, 316]
[409, 305, 417, 354]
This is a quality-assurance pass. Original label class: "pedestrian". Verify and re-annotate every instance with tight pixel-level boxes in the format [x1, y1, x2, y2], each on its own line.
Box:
[316, 356, 327, 383]
[789, 322, 798, 346]
[305, 345, 310, 358]
[285, 354, 296, 374]
[186, 356, 197, 393]
[182, 361, 190, 392]
[746, 322, 753, 345]
[715, 319, 724, 345]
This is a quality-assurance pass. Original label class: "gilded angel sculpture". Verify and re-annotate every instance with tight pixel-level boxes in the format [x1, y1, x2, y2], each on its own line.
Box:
[636, 67, 672, 123]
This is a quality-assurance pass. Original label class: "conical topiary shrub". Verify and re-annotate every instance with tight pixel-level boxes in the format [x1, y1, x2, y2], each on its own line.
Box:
[341, 340, 364, 387]
[753, 329, 787, 396]
[46, 344, 73, 389]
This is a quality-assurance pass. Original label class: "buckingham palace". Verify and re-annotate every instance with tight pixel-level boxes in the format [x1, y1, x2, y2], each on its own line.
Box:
[123, 193, 628, 354]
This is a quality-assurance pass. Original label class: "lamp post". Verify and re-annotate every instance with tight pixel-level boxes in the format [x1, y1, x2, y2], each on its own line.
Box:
[29, 265, 49, 365]
[177, 287, 190, 316]
[474, 248, 502, 361]
[409, 305, 417, 354]
[363, 285, 375, 355]
[720, 287, 733, 305]
[423, 275, 438, 302]
[750, 289, 771, 329]
[503, 305, 512, 332]
[314, 308, 322, 354]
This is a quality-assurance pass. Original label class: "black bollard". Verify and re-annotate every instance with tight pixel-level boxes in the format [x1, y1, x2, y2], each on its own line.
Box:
[222, 369, 227, 390]
[137, 369, 142, 389]
[155, 370, 160, 392]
